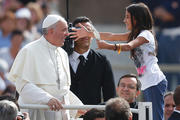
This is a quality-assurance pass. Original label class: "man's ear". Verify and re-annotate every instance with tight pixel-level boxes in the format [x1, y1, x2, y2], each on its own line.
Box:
[136, 90, 141, 97]
[116, 87, 119, 93]
[116, 87, 120, 96]
[49, 28, 54, 34]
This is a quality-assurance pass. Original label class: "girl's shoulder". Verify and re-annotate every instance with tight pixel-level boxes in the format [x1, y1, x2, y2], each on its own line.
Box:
[138, 30, 154, 42]
[139, 30, 153, 36]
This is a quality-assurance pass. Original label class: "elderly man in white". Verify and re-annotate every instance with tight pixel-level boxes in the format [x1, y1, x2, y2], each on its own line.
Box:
[8, 14, 83, 120]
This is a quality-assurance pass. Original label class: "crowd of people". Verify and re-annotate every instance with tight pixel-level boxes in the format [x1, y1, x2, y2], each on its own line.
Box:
[0, 0, 180, 120]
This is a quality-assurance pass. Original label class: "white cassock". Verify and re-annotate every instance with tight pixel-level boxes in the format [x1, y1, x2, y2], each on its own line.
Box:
[8, 36, 83, 120]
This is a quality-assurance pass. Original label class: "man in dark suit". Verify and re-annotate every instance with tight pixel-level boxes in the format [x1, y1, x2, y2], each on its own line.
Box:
[168, 85, 180, 120]
[116, 74, 141, 120]
[68, 16, 116, 105]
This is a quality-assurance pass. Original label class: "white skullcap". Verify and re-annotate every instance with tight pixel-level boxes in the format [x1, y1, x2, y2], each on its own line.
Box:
[42, 14, 66, 28]
[16, 8, 31, 20]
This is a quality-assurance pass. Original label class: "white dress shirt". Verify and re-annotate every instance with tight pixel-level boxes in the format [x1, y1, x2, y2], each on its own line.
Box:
[69, 50, 89, 73]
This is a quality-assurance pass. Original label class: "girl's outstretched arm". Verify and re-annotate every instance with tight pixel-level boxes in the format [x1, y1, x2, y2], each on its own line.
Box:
[100, 32, 129, 41]
[70, 23, 129, 42]
[97, 36, 149, 52]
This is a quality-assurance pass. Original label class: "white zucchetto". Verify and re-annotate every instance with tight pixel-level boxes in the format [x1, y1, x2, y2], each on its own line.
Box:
[42, 14, 66, 28]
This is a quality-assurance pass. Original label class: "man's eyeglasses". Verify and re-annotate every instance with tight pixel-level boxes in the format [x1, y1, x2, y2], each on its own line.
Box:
[119, 83, 136, 90]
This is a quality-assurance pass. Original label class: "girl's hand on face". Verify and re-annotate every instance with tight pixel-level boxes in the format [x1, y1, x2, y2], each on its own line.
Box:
[69, 23, 91, 41]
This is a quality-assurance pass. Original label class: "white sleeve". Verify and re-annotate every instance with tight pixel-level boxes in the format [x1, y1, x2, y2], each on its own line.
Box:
[20, 82, 54, 104]
[69, 91, 83, 118]
[138, 30, 154, 43]
[69, 91, 83, 105]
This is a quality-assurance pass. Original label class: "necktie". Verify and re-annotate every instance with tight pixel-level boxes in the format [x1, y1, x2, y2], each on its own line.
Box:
[76, 55, 86, 75]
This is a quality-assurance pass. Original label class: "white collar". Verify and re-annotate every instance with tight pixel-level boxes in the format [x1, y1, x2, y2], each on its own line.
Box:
[174, 109, 180, 113]
[41, 36, 58, 50]
[71, 49, 90, 61]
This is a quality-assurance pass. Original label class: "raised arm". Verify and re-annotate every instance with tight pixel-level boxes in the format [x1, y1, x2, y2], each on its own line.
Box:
[70, 23, 129, 41]
[97, 36, 149, 52]
[100, 32, 129, 41]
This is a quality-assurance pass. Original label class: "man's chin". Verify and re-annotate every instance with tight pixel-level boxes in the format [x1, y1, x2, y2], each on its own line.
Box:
[60, 43, 64, 47]
[56, 42, 64, 47]
[121, 95, 130, 99]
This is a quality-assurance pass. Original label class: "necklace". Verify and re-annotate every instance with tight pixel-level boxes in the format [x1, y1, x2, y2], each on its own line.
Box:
[47, 42, 60, 89]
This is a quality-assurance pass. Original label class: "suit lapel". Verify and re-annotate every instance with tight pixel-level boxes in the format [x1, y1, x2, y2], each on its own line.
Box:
[69, 64, 76, 75]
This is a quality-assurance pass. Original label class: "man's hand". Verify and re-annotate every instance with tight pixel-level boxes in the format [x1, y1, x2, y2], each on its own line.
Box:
[23, 112, 30, 120]
[47, 98, 63, 111]
[17, 112, 30, 120]
[76, 110, 87, 118]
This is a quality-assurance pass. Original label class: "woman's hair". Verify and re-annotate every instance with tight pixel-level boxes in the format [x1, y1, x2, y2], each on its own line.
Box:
[27, 2, 43, 24]
[126, 3, 158, 57]
[0, 11, 16, 23]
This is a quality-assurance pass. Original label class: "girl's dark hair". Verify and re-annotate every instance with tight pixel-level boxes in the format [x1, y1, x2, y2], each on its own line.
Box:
[126, 3, 158, 57]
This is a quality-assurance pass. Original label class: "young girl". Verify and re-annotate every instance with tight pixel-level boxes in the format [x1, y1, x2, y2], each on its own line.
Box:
[71, 3, 167, 120]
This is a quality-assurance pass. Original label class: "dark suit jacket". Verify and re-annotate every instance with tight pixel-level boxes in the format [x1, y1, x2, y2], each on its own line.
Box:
[70, 49, 116, 105]
[168, 111, 180, 120]
[130, 102, 138, 120]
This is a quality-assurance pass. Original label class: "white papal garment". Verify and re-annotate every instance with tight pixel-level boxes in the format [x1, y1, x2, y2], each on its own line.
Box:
[8, 36, 83, 120]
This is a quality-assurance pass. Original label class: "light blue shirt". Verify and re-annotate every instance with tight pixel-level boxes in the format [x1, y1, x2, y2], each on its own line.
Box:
[0, 30, 12, 48]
